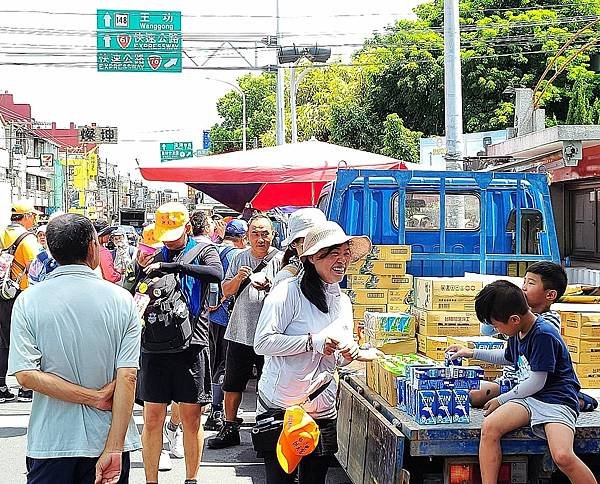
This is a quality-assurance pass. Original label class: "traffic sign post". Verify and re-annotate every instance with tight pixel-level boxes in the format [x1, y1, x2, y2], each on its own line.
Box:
[160, 142, 193, 162]
[96, 10, 182, 73]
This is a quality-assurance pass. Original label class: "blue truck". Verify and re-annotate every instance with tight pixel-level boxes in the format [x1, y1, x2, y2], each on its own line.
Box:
[318, 169, 600, 483]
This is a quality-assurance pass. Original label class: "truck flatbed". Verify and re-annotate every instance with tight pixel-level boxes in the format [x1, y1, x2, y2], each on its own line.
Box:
[337, 374, 600, 483]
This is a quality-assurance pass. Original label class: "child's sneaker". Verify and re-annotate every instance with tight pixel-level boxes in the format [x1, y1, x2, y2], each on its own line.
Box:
[18, 389, 33, 402]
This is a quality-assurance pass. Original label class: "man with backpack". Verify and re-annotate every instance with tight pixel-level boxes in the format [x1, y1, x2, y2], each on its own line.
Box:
[205, 219, 248, 431]
[135, 202, 223, 484]
[0, 200, 42, 403]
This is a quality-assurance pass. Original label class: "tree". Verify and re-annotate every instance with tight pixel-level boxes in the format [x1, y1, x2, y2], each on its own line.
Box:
[209, 73, 276, 154]
[566, 77, 593, 124]
[381, 114, 423, 163]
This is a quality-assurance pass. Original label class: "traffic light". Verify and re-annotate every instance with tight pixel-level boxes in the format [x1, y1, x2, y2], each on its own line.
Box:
[278, 45, 301, 64]
[305, 45, 331, 63]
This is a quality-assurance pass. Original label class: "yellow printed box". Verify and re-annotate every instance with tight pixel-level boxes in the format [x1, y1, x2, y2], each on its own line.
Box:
[414, 277, 482, 311]
[573, 363, 600, 378]
[346, 260, 406, 276]
[412, 307, 480, 327]
[388, 303, 411, 313]
[418, 321, 480, 337]
[378, 338, 417, 355]
[563, 336, 600, 364]
[388, 289, 412, 305]
[343, 289, 388, 305]
[367, 245, 412, 261]
[353, 304, 387, 320]
[346, 274, 413, 290]
[561, 312, 600, 339]
[417, 334, 448, 354]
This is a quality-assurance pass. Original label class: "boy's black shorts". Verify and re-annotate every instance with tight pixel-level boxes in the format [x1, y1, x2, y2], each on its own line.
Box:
[222, 340, 264, 393]
[137, 345, 212, 405]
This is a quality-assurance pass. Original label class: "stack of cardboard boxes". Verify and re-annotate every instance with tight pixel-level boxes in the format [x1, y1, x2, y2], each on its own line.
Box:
[413, 277, 481, 360]
[344, 245, 415, 353]
[561, 310, 600, 388]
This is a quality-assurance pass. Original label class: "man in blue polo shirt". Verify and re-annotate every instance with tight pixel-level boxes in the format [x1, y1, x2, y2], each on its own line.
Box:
[8, 214, 141, 484]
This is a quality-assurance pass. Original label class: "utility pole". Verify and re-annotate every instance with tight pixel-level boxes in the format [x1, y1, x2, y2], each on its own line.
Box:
[7, 121, 14, 202]
[443, 0, 464, 170]
[275, 0, 286, 145]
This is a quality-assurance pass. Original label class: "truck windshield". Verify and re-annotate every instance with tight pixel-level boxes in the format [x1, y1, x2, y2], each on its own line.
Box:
[394, 192, 481, 231]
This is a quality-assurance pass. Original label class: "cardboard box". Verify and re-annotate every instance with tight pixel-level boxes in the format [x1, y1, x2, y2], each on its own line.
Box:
[388, 303, 411, 313]
[573, 363, 600, 378]
[347, 260, 407, 276]
[378, 364, 403, 406]
[388, 289, 413, 305]
[414, 277, 482, 311]
[343, 289, 388, 305]
[364, 311, 415, 339]
[563, 336, 600, 364]
[346, 274, 413, 290]
[562, 312, 600, 339]
[353, 304, 387, 320]
[378, 338, 417, 355]
[367, 244, 412, 261]
[365, 360, 379, 393]
[446, 336, 506, 350]
[417, 334, 448, 361]
[578, 376, 600, 389]
[413, 307, 480, 337]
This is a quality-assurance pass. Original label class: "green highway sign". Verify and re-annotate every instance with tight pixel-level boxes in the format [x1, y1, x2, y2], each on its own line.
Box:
[97, 52, 180, 72]
[97, 31, 181, 52]
[160, 142, 193, 162]
[96, 10, 182, 73]
[97, 10, 181, 31]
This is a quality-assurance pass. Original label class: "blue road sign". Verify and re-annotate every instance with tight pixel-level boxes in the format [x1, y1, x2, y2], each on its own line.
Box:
[203, 130, 212, 150]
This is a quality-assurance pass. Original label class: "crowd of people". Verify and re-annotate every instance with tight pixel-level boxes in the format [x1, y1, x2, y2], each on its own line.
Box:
[0, 198, 597, 484]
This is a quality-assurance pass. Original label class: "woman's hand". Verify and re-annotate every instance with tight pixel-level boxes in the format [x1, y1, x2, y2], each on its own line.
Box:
[338, 341, 360, 361]
[357, 347, 384, 362]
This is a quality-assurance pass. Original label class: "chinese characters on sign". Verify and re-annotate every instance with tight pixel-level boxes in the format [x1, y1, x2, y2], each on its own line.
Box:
[160, 142, 193, 162]
[78, 126, 119, 144]
[96, 10, 182, 73]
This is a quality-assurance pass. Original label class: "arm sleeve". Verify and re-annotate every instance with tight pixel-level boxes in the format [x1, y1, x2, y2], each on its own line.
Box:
[473, 348, 512, 366]
[160, 246, 224, 282]
[115, 297, 142, 369]
[254, 283, 309, 357]
[497, 371, 548, 404]
[7, 297, 42, 374]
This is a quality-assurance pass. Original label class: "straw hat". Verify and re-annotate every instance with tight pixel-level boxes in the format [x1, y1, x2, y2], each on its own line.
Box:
[301, 221, 371, 262]
[282, 208, 327, 246]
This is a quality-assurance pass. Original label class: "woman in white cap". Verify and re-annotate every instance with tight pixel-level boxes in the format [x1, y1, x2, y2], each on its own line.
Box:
[271, 208, 326, 287]
[253, 221, 381, 484]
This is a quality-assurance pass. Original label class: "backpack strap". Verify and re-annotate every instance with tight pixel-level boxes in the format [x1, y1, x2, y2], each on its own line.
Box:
[234, 249, 279, 301]
[178, 241, 211, 265]
[218, 246, 236, 272]
[6, 231, 31, 256]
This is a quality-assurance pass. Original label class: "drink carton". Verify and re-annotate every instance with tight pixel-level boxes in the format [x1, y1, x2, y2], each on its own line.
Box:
[412, 378, 453, 391]
[453, 378, 481, 390]
[450, 366, 484, 380]
[436, 389, 453, 424]
[396, 377, 407, 411]
[453, 389, 470, 423]
[416, 390, 438, 425]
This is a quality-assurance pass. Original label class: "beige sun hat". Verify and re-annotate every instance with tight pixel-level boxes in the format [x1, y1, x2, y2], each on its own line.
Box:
[301, 221, 372, 262]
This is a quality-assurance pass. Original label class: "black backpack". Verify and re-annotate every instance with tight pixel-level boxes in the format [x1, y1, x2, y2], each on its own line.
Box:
[137, 243, 208, 353]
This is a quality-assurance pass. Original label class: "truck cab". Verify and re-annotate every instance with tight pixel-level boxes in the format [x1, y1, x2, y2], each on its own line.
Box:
[319, 169, 560, 277]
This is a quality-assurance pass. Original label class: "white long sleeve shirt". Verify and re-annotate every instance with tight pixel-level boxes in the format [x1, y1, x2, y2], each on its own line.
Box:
[254, 276, 354, 419]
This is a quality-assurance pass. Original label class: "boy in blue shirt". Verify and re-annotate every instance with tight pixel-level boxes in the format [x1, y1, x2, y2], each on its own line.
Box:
[447, 281, 596, 484]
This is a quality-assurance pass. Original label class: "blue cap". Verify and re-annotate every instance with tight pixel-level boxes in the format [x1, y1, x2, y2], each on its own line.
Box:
[225, 219, 248, 236]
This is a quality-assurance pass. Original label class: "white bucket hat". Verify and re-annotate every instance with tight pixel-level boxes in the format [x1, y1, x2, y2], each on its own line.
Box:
[282, 208, 327, 246]
[301, 221, 372, 262]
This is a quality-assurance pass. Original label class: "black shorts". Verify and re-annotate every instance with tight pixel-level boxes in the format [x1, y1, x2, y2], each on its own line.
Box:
[209, 323, 228, 385]
[26, 452, 130, 484]
[137, 345, 212, 405]
[0, 297, 17, 348]
[222, 340, 264, 393]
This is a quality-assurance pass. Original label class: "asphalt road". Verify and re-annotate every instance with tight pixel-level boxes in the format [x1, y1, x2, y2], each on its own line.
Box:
[0, 376, 352, 484]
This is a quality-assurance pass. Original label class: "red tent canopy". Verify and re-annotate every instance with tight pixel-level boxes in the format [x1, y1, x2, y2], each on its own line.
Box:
[139, 140, 413, 211]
